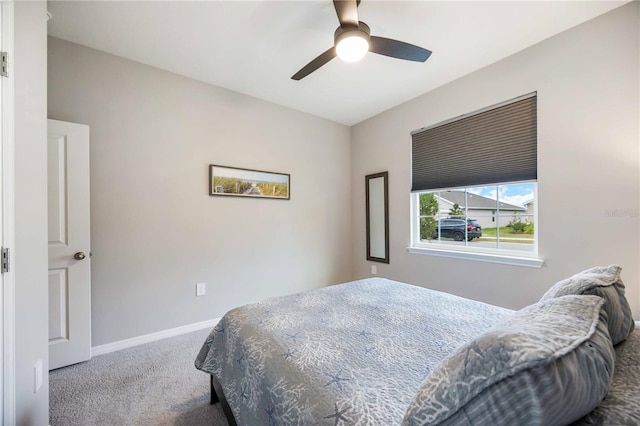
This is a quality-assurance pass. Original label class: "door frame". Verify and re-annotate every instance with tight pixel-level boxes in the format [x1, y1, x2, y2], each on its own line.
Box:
[1, 1, 15, 424]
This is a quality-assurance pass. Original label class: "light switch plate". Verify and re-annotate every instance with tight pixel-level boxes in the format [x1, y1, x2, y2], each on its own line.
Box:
[371, 265, 377, 275]
[196, 282, 206, 296]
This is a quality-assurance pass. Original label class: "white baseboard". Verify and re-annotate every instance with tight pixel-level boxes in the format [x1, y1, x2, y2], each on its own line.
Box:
[91, 317, 221, 357]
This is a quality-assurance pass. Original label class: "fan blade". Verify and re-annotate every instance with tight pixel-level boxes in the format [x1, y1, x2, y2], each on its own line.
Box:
[369, 36, 432, 62]
[333, 0, 359, 27]
[291, 47, 337, 80]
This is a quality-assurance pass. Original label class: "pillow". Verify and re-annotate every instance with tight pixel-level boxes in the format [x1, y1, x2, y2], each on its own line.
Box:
[540, 265, 634, 345]
[402, 295, 615, 426]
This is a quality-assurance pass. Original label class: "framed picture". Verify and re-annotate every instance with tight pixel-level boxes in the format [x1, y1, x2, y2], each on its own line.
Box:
[209, 164, 290, 200]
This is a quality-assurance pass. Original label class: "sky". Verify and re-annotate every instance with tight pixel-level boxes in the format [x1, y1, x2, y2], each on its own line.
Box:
[467, 182, 535, 207]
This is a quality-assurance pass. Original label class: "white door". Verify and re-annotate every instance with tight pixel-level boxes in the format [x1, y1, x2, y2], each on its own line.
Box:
[47, 119, 91, 370]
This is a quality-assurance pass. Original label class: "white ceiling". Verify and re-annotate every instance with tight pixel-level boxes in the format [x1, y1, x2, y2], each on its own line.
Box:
[47, 1, 627, 126]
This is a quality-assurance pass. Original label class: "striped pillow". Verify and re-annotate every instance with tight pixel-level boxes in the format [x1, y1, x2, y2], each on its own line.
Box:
[541, 265, 634, 345]
[403, 295, 615, 426]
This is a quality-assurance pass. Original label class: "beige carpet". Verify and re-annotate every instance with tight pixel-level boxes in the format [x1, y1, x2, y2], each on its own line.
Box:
[50, 328, 230, 426]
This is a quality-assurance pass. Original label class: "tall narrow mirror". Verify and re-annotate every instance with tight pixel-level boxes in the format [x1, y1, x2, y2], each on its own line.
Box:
[366, 171, 389, 263]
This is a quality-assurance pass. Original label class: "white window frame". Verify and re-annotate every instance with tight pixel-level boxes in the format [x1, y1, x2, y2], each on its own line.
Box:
[408, 183, 543, 268]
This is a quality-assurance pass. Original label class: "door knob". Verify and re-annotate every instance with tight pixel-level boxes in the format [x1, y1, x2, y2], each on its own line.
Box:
[74, 252, 86, 260]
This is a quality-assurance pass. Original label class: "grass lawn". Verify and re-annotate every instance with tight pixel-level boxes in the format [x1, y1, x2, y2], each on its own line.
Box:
[479, 227, 534, 244]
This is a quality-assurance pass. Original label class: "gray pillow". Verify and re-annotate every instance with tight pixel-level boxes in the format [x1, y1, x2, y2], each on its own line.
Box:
[403, 295, 615, 426]
[540, 265, 634, 345]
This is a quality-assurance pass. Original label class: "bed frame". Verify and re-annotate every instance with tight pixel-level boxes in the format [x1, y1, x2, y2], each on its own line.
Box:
[210, 374, 237, 426]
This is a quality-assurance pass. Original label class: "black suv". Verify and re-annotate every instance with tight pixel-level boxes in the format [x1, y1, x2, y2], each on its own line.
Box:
[433, 218, 482, 241]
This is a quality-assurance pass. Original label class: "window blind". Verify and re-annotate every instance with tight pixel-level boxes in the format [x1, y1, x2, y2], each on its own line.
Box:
[411, 93, 537, 192]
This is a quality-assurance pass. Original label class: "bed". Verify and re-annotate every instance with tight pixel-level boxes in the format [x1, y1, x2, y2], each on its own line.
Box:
[195, 266, 638, 425]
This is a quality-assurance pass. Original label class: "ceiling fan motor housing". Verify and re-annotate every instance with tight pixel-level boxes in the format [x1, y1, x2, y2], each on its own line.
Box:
[334, 21, 371, 46]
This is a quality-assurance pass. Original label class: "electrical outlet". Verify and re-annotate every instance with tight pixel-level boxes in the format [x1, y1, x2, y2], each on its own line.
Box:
[371, 265, 377, 275]
[196, 282, 206, 296]
[34, 359, 43, 393]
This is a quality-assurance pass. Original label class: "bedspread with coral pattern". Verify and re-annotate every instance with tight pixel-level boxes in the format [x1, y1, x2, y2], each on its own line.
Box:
[195, 278, 512, 425]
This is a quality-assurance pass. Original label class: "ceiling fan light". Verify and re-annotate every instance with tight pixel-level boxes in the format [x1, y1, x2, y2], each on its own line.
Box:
[336, 35, 369, 62]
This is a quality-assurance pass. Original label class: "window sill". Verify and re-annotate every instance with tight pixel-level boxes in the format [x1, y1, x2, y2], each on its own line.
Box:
[407, 246, 544, 268]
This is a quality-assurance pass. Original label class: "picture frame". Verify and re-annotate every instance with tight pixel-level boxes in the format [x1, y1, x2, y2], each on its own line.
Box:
[209, 164, 290, 200]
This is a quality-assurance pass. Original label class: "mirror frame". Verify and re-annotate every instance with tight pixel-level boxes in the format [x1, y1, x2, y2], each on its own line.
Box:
[365, 171, 389, 264]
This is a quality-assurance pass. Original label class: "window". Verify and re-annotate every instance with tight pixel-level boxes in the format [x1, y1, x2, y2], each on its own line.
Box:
[409, 93, 542, 267]
[416, 183, 536, 250]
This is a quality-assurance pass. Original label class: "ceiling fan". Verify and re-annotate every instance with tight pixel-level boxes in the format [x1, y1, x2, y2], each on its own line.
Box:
[291, 0, 432, 81]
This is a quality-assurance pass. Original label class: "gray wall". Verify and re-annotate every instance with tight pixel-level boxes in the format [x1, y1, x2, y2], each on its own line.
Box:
[351, 3, 640, 315]
[15, 1, 49, 424]
[48, 38, 353, 346]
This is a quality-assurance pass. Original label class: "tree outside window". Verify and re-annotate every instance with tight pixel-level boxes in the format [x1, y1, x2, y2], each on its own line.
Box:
[448, 203, 464, 219]
[419, 193, 439, 240]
